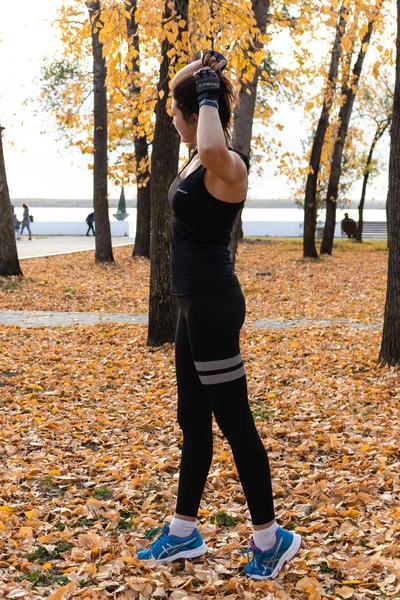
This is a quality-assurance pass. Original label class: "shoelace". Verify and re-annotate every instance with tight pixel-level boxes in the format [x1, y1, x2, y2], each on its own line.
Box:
[144, 526, 163, 541]
[238, 546, 252, 563]
[239, 539, 283, 575]
[143, 526, 167, 557]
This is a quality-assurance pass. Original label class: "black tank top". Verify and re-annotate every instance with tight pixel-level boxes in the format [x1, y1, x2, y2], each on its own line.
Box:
[169, 150, 247, 296]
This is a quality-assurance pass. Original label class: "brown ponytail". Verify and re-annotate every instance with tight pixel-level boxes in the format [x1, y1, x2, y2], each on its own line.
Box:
[172, 72, 237, 142]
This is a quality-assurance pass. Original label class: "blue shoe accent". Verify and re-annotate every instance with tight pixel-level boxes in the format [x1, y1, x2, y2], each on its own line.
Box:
[242, 527, 301, 579]
[137, 523, 208, 562]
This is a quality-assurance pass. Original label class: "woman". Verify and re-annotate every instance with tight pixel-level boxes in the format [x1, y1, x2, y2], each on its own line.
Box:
[138, 50, 301, 579]
[20, 203, 32, 240]
[12, 206, 21, 240]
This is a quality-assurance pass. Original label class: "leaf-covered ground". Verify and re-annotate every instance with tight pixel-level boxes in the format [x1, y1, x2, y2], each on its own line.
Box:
[0, 239, 388, 323]
[1, 239, 399, 600]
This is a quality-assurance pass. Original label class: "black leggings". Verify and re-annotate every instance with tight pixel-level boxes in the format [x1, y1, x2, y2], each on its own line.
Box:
[175, 284, 275, 525]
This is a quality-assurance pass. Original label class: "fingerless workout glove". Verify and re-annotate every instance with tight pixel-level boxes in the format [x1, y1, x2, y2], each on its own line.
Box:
[202, 49, 227, 71]
[194, 68, 220, 105]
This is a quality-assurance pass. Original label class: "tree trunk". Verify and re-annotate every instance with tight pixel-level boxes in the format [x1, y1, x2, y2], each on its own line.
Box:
[320, 1, 382, 255]
[303, 4, 348, 258]
[356, 117, 391, 242]
[0, 125, 22, 277]
[379, 0, 400, 366]
[87, 1, 114, 263]
[132, 138, 151, 257]
[126, 0, 151, 258]
[147, 0, 188, 346]
[229, 0, 269, 265]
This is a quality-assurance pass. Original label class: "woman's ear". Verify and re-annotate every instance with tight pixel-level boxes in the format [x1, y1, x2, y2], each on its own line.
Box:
[190, 113, 199, 125]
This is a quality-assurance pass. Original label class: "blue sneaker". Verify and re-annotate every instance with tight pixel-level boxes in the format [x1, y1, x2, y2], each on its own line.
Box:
[137, 523, 208, 562]
[242, 527, 301, 579]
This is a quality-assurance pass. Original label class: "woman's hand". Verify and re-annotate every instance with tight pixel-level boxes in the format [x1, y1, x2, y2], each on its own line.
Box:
[193, 67, 220, 103]
[202, 49, 227, 72]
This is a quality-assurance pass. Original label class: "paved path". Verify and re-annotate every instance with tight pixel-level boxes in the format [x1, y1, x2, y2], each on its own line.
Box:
[0, 310, 382, 330]
[16, 236, 134, 260]
[253, 317, 381, 330]
[0, 310, 148, 327]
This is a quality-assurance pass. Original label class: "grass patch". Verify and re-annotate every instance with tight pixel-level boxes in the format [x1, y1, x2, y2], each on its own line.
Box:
[79, 579, 93, 588]
[117, 510, 138, 530]
[71, 517, 97, 528]
[21, 569, 70, 588]
[252, 409, 274, 421]
[93, 487, 113, 500]
[210, 511, 239, 527]
[27, 543, 73, 563]
[319, 562, 332, 573]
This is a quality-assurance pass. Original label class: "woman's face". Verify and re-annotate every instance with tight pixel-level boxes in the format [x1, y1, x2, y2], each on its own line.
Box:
[171, 98, 197, 144]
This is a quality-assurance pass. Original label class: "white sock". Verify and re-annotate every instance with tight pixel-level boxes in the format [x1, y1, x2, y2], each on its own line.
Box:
[253, 521, 279, 551]
[169, 516, 197, 538]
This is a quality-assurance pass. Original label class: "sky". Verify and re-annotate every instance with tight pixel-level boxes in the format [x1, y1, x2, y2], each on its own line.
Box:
[0, 0, 391, 202]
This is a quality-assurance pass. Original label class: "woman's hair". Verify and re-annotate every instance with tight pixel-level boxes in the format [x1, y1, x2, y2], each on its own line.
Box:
[172, 72, 237, 142]
[22, 203, 28, 209]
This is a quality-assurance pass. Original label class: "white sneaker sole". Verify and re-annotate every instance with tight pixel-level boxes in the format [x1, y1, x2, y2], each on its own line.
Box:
[160, 542, 209, 562]
[246, 533, 302, 580]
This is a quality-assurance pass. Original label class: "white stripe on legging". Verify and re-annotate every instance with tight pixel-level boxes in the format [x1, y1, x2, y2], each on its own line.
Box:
[198, 365, 245, 385]
[194, 354, 242, 372]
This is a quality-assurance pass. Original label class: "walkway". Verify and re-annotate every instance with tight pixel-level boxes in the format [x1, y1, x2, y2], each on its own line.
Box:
[16, 236, 134, 260]
[0, 310, 382, 330]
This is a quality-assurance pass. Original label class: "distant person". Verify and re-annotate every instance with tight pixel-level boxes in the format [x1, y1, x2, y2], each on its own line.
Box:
[20, 203, 32, 240]
[86, 212, 95, 236]
[11, 205, 21, 240]
[341, 212, 357, 239]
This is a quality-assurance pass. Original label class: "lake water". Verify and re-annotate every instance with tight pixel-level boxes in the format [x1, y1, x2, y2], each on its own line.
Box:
[25, 206, 387, 223]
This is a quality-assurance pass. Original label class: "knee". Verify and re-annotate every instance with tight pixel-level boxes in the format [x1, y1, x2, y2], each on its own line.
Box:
[213, 403, 254, 441]
[177, 405, 212, 436]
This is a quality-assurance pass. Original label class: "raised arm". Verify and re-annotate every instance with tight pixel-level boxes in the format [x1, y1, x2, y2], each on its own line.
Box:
[170, 59, 203, 91]
[194, 68, 247, 185]
[170, 50, 226, 91]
